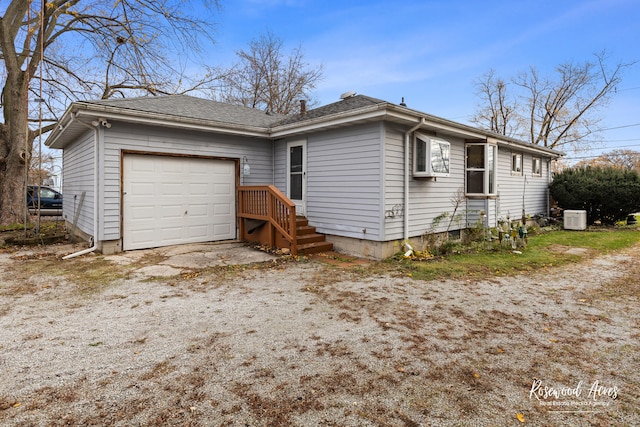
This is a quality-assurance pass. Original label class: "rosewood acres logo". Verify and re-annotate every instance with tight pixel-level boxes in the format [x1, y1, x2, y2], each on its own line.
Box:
[529, 379, 619, 411]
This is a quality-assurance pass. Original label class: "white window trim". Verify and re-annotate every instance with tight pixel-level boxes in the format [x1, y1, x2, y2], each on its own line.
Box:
[532, 156, 542, 177]
[413, 133, 451, 178]
[511, 152, 523, 176]
[465, 143, 497, 196]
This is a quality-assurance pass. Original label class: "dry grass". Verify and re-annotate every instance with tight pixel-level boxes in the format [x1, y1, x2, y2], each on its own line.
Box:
[1, 243, 639, 426]
[0, 251, 134, 299]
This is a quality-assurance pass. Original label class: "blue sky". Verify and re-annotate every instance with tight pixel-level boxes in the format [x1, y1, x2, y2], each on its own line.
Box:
[208, 0, 640, 160]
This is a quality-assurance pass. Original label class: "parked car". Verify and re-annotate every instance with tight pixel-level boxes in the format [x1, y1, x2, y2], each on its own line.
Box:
[27, 185, 62, 216]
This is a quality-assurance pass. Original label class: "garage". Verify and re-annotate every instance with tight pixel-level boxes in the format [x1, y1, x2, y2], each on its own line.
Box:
[123, 154, 236, 250]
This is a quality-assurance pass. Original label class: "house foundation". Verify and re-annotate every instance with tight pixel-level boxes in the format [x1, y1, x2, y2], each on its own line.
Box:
[325, 235, 403, 260]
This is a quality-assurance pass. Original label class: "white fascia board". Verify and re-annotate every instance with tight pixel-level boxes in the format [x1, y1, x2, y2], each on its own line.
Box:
[270, 104, 489, 141]
[420, 118, 486, 140]
[386, 104, 488, 139]
[390, 106, 562, 158]
[45, 108, 75, 148]
[489, 136, 564, 158]
[516, 144, 564, 158]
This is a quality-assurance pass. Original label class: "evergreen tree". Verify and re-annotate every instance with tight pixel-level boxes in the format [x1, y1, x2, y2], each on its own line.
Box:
[550, 167, 640, 225]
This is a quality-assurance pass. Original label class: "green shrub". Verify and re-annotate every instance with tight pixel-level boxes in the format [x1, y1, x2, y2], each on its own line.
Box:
[550, 166, 640, 225]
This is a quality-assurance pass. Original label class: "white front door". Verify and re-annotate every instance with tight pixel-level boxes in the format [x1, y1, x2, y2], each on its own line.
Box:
[287, 140, 306, 216]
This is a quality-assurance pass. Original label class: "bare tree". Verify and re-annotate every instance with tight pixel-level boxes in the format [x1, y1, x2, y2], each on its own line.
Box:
[576, 149, 640, 170]
[471, 69, 519, 137]
[471, 52, 634, 151]
[215, 32, 323, 115]
[28, 139, 56, 185]
[0, 0, 219, 225]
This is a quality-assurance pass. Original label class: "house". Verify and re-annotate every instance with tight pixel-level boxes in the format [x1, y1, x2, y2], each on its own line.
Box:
[46, 93, 562, 259]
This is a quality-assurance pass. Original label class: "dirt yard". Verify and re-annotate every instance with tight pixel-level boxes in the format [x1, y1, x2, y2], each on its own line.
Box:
[0, 240, 638, 426]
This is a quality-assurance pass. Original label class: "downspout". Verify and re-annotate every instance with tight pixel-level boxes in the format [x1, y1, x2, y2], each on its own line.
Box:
[63, 113, 100, 259]
[404, 118, 426, 242]
[546, 159, 552, 217]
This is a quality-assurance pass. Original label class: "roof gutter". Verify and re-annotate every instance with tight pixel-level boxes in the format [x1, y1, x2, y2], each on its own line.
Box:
[404, 118, 426, 242]
[45, 107, 75, 148]
[63, 112, 100, 259]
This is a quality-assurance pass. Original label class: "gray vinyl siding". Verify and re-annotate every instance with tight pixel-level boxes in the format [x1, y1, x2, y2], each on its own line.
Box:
[465, 199, 487, 228]
[63, 114, 556, 249]
[273, 139, 286, 192]
[409, 134, 466, 237]
[308, 123, 384, 240]
[382, 125, 405, 240]
[62, 129, 95, 237]
[383, 126, 466, 241]
[487, 198, 498, 227]
[274, 123, 384, 240]
[382, 132, 554, 240]
[99, 122, 273, 241]
[496, 149, 550, 222]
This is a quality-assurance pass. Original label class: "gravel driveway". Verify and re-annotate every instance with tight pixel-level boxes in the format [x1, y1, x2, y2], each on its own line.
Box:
[0, 242, 638, 426]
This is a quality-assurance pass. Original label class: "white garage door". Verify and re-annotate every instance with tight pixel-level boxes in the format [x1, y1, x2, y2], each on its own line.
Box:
[123, 154, 236, 250]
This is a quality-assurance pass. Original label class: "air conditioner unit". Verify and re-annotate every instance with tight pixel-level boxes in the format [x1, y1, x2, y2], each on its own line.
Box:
[564, 210, 587, 230]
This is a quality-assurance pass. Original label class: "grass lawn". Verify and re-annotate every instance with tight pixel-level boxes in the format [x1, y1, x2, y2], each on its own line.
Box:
[399, 228, 640, 281]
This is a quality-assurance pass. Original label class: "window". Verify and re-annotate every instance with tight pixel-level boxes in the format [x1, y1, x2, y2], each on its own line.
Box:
[40, 188, 58, 199]
[488, 145, 496, 193]
[466, 144, 497, 195]
[413, 133, 450, 177]
[532, 157, 542, 176]
[289, 145, 303, 200]
[511, 153, 523, 175]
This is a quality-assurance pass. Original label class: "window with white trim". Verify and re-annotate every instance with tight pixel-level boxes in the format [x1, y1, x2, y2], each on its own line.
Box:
[511, 152, 523, 175]
[532, 157, 542, 176]
[413, 133, 450, 177]
[466, 143, 497, 195]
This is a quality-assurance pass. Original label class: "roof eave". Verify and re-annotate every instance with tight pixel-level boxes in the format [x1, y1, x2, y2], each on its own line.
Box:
[271, 102, 563, 158]
[46, 102, 272, 148]
[385, 104, 563, 157]
[46, 98, 564, 160]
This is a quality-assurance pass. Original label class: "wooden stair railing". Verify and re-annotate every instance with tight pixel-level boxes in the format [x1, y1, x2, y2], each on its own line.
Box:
[238, 185, 298, 255]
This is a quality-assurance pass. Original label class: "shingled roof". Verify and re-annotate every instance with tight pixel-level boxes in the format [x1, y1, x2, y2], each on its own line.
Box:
[83, 95, 285, 128]
[80, 93, 387, 129]
[48, 93, 562, 157]
[273, 94, 388, 126]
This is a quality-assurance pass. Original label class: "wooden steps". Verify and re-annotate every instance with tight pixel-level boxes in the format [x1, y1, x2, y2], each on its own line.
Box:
[295, 217, 333, 255]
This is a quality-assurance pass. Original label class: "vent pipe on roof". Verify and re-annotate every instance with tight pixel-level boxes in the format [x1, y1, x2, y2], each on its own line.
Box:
[400, 97, 407, 107]
[299, 99, 306, 116]
[340, 91, 357, 100]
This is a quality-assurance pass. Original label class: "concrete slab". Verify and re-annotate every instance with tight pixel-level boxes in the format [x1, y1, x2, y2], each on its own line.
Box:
[158, 242, 277, 269]
[104, 251, 148, 265]
[564, 247, 590, 256]
[136, 265, 183, 277]
[102, 241, 278, 277]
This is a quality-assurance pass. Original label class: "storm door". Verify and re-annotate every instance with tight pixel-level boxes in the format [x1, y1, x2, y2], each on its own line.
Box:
[287, 140, 306, 215]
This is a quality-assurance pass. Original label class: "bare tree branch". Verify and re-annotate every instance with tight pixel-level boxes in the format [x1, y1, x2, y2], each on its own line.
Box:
[215, 31, 323, 115]
[472, 52, 636, 151]
[0, 0, 221, 224]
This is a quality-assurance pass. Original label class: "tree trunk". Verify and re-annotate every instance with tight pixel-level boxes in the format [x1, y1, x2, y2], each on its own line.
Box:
[0, 72, 32, 226]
